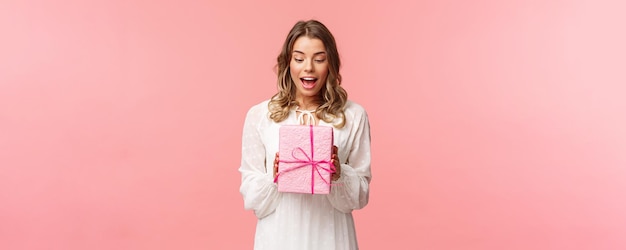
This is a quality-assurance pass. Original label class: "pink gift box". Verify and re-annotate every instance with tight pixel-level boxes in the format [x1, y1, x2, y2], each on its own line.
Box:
[276, 125, 334, 194]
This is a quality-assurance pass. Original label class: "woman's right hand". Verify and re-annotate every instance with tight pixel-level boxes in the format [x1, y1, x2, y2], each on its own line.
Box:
[273, 152, 279, 178]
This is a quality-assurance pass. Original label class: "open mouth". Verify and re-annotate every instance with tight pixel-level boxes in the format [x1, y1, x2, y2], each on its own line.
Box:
[300, 77, 318, 89]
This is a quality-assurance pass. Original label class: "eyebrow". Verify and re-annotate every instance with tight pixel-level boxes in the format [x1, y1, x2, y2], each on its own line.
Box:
[293, 50, 326, 56]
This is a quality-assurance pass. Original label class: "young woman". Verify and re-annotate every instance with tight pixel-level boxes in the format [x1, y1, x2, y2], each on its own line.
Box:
[239, 19, 372, 250]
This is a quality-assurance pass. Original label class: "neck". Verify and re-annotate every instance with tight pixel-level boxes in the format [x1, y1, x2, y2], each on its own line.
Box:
[295, 97, 320, 110]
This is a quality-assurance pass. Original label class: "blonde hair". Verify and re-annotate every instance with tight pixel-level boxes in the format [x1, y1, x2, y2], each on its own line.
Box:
[268, 20, 347, 128]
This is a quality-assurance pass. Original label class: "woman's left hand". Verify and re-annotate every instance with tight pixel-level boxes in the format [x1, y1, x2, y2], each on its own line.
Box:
[331, 145, 341, 181]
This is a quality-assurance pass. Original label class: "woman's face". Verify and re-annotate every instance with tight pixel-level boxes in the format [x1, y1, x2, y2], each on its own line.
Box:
[289, 36, 329, 102]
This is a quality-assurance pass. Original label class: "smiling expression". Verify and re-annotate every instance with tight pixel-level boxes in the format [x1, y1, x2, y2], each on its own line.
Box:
[289, 36, 329, 104]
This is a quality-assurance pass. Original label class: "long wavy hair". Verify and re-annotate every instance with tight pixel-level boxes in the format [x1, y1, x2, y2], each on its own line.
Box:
[268, 20, 347, 128]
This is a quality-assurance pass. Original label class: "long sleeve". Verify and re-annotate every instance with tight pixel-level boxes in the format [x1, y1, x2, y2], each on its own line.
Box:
[239, 104, 280, 219]
[327, 106, 372, 213]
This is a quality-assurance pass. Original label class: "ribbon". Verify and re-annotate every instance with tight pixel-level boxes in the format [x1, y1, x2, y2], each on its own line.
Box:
[296, 109, 316, 125]
[274, 125, 336, 194]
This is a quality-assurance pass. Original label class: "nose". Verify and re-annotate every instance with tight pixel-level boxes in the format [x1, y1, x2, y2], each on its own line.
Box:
[304, 59, 314, 72]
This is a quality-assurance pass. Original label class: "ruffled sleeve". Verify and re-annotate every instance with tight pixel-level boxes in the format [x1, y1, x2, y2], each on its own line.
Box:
[238, 104, 280, 219]
[327, 105, 372, 213]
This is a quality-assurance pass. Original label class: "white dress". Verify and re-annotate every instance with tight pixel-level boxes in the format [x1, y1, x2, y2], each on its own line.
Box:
[239, 100, 372, 250]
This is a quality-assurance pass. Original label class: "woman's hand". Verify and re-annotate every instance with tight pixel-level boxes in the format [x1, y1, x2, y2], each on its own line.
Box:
[273, 152, 279, 179]
[331, 145, 341, 181]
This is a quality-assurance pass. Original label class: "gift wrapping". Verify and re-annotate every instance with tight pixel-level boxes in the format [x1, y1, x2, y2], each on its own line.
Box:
[275, 125, 335, 194]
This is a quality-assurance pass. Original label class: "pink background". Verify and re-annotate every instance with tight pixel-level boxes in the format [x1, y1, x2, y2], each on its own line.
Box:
[1, 0, 625, 249]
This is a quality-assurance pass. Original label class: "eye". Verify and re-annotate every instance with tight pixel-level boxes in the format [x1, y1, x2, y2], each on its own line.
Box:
[315, 59, 326, 63]
[294, 58, 304, 63]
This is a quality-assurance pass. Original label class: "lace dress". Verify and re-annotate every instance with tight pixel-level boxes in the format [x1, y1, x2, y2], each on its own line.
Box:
[239, 100, 372, 250]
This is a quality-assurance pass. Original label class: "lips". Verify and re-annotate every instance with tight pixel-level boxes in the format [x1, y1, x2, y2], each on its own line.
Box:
[300, 77, 318, 90]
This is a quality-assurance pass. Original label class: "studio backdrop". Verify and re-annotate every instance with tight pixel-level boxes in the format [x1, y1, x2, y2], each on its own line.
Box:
[1, 0, 625, 249]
